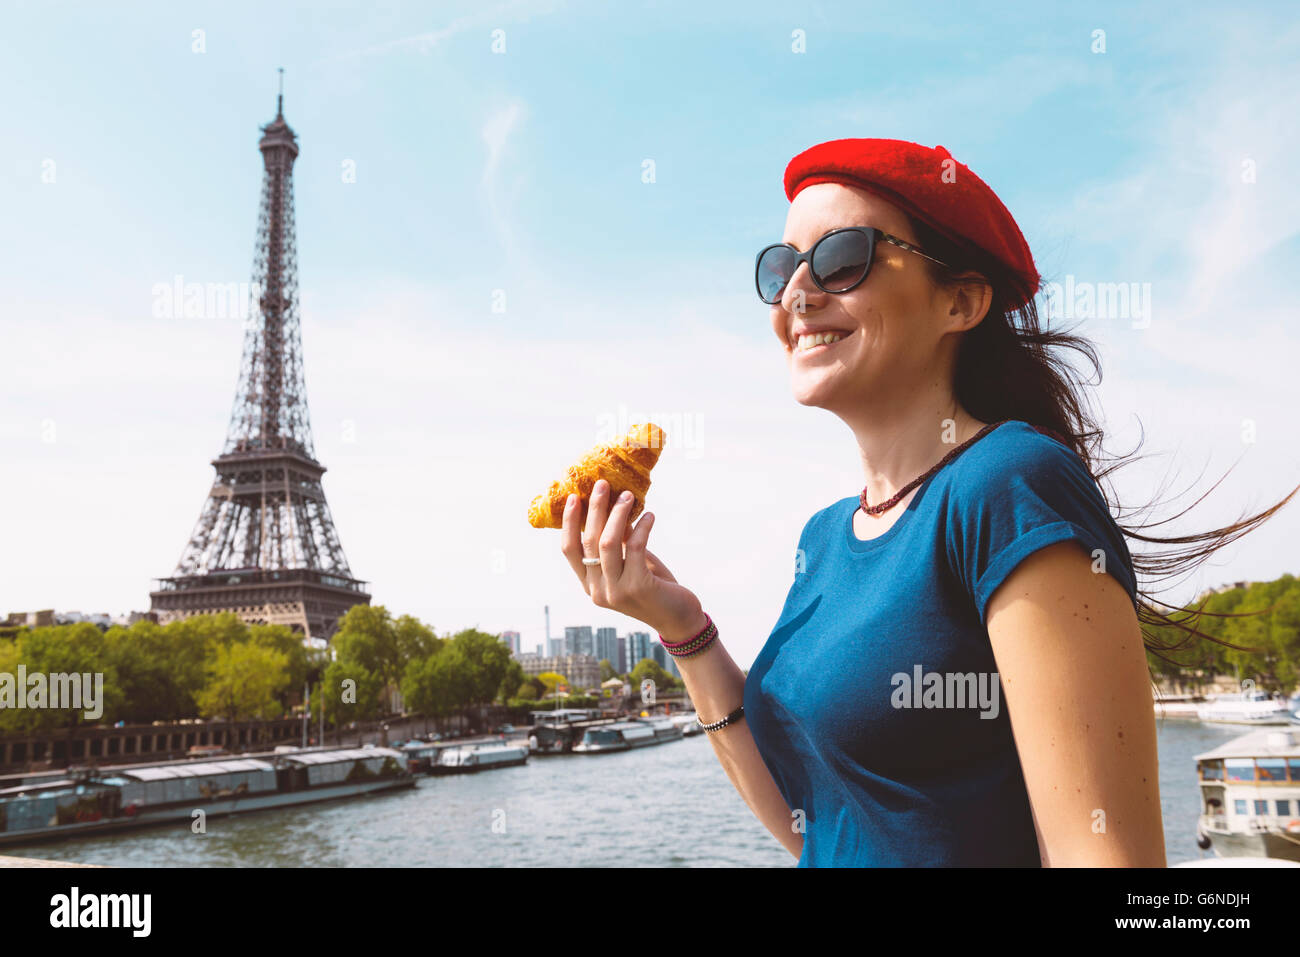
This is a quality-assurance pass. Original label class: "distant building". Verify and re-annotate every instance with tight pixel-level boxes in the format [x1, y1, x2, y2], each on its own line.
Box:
[4, 609, 55, 628]
[565, 625, 593, 657]
[55, 611, 113, 629]
[616, 635, 628, 674]
[595, 627, 617, 667]
[500, 630, 521, 654]
[112, 611, 159, 627]
[1212, 581, 1251, 595]
[517, 652, 601, 691]
[651, 641, 669, 671]
[627, 631, 652, 669]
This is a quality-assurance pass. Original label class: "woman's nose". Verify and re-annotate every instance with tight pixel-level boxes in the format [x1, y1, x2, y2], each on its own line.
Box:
[781, 260, 824, 315]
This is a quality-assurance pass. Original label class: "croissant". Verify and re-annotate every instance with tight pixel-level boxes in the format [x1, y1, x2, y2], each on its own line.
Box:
[528, 422, 667, 529]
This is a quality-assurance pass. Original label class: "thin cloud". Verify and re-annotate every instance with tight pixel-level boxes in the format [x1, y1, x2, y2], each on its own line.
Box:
[320, 0, 565, 63]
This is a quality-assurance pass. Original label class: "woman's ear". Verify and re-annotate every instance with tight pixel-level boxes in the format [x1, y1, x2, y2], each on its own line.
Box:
[945, 272, 994, 333]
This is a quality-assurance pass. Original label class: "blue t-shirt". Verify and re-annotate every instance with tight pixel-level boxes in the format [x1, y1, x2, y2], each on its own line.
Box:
[743, 420, 1137, 867]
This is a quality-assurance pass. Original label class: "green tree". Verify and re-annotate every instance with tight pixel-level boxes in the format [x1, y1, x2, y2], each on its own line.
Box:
[1, 623, 124, 733]
[446, 628, 516, 706]
[321, 658, 383, 727]
[330, 606, 409, 689]
[630, 658, 673, 696]
[103, 619, 207, 723]
[196, 642, 289, 722]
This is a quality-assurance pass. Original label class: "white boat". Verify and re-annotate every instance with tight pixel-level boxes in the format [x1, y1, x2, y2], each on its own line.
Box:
[1195, 691, 1291, 725]
[432, 743, 528, 775]
[669, 712, 704, 737]
[1194, 727, 1300, 862]
[1153, 693, 1205, 719]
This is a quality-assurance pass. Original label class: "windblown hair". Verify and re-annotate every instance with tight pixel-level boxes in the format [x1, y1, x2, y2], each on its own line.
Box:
[905, 214, 1298, 666]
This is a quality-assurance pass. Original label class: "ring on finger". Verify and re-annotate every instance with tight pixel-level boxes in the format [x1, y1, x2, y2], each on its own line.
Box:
[581, 556, 601, 566]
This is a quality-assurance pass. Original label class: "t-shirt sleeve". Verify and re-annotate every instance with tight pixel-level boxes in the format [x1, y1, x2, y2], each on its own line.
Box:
[944, 428, 1138, 625]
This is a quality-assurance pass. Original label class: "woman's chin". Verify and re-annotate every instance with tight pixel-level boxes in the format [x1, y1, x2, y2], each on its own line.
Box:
[789, 374, 840, 409]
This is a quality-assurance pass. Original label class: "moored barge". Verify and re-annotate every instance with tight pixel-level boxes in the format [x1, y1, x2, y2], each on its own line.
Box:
[0, 746, 414, 846]
[432, 743, 529, 775]
[571, 718, 683, 754]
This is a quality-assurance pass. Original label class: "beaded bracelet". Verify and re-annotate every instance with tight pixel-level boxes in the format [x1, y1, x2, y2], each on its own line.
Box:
[658, 612, 718, 659]
[698, 704, 744, 733]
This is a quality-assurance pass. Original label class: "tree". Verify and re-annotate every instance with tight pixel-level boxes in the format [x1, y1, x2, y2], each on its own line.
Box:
[196, 642, 289, 723]
[630, 658, 673, 696]
[599, 658, 617, 682]
[497, 658, 525, 702]
[331, 606, 406, 689]
[103, 619, 207, 723]
[1, 623, 124, 732]
[322, 658, 383, 729]
[446, 628, 516, 706]
[247, 623, 313, 706]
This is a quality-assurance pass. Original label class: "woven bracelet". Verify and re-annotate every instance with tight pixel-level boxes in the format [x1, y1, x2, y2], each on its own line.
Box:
[659, 613, 717, 658]
[668, 632, 717, 659]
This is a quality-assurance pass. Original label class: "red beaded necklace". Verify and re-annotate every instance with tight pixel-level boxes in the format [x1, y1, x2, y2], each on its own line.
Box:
[859, 420, 1009, 516]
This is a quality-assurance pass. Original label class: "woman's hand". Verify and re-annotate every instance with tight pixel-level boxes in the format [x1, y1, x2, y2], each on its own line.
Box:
[560, 479, 705, 639]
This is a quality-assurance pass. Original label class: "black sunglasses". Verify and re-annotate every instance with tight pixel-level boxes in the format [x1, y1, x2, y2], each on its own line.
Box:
[755, 226, 951, 305]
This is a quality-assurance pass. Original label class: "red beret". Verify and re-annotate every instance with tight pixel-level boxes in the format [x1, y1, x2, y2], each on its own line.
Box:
[784, 138, 1039, 309]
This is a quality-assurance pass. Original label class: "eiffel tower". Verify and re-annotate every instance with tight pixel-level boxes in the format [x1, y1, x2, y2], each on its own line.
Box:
[150, 79, 370, 642]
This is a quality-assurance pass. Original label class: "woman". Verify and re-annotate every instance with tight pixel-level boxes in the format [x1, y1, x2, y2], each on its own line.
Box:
[557, 138, 1286, 867]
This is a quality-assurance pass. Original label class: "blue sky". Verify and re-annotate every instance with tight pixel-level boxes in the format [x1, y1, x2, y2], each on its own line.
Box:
[2, 1, 1298, 665]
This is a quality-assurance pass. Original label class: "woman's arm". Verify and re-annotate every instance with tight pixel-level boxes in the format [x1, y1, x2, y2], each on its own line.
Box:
[986, 541, 1166, 867]
[659, 608, 804, 861]
[560, 479, 802, 861]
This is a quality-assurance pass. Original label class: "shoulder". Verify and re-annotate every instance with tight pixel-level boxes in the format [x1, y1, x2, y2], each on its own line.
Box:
[797, 496, 857, 545]
[946, 420, 1087, 492]
[936, 420, 1108, 522]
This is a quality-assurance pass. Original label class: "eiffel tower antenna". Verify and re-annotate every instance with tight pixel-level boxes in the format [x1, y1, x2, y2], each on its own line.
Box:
[150, 91, 371, 642]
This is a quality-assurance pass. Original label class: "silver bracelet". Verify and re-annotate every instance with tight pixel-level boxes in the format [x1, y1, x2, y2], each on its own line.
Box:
[698, 704, 744, 733]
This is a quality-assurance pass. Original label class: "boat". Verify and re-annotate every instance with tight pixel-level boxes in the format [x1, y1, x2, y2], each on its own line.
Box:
[1194, 727, 1300, 862]
[526, 709, 619, 754]
[1153, 693, 1206, 719]
[1195, 691, 1291, 725]
[669, 711, 704, 737]
[432, 743, 529, 775]
[398, 740, 447, 775]
[0, 746, 415, 847]
[571, 717, 683, 754]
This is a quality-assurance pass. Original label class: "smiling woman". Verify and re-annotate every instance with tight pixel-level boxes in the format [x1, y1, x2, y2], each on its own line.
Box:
[554, 136, 1296, 868]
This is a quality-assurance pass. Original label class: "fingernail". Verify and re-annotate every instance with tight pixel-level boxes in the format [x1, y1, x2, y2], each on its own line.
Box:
[619, 491, 632, 503]
[566, 494, 575, 507]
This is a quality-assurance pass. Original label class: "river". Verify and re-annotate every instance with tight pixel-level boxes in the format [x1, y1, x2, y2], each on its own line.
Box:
[8, 718, 1249, 866]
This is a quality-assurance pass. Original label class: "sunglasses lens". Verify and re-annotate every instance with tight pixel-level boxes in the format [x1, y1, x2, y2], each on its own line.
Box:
[812, 230, 873, 291]
[756, 246, 796, 303]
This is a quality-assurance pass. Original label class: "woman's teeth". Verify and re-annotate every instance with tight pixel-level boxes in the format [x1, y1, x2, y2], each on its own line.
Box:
[795, 331, 848, 352]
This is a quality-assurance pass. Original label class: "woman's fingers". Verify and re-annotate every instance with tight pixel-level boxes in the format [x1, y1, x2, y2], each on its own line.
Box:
[581, 479, 611, 595]
[599, 488, 636, 583]
[643, 545, 678, 584]
[559, 492, 591, 587]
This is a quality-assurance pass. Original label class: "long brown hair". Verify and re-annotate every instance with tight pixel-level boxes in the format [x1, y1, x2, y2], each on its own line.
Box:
[905, 213, 1299, 669]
